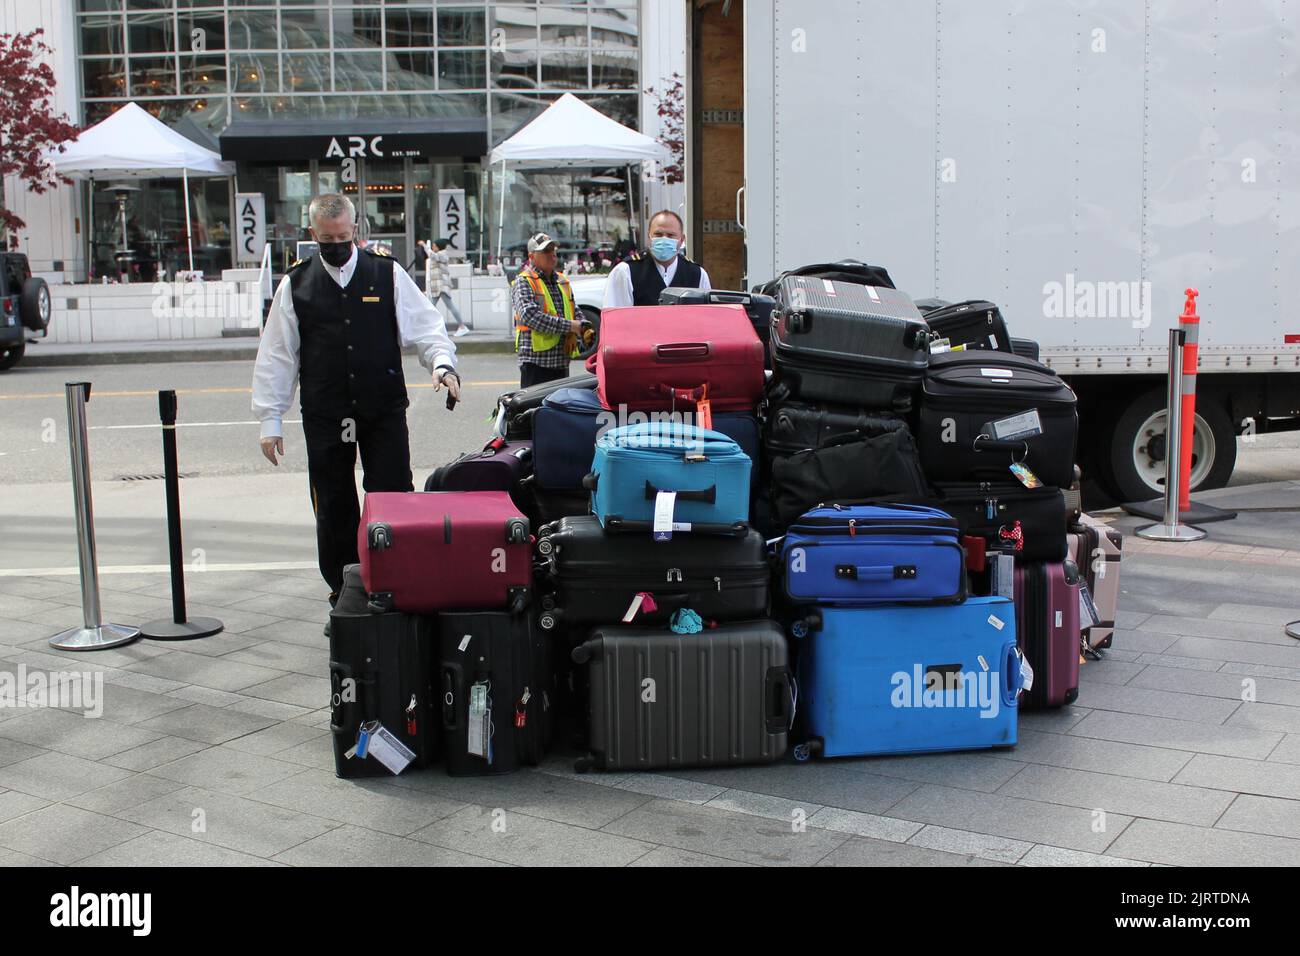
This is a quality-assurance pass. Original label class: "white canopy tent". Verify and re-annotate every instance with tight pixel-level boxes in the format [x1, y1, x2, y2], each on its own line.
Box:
[47, 102, 234, 276]
[487, 93, 670, 259]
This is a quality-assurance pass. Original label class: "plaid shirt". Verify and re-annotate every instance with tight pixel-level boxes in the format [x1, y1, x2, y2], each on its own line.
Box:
[512, 266, 573, 369]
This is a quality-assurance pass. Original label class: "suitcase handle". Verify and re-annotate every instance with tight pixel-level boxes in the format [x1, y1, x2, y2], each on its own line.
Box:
[642, 480, 716, 504]
[1004, 644, 1024, 705]
[604, 517, 746, 537]
[329, 661, 354, 734]
[764, 665, 794, 733]
[442, 662, 463, 730]
[654, 342, 710, 360]
[834, 564, 913, 582]
[972, 434, 1030, 460]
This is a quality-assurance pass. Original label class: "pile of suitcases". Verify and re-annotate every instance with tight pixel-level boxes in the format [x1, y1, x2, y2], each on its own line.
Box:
[328, 258, 1122, 779]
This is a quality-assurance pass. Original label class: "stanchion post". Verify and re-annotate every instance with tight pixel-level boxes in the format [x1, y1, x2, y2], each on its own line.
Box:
[141, 389, 223, 641]
[48, 382, 141, 651]
[1178, 289, 1199, 513]
[1136, 331, 1207, 542]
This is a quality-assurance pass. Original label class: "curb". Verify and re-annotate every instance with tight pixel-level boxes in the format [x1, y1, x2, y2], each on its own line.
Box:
[22, 338, 517, 368]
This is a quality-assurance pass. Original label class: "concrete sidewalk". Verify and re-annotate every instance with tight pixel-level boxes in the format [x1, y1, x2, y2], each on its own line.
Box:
[20, 332, 515, 368]
[0, 495, 1298, 866]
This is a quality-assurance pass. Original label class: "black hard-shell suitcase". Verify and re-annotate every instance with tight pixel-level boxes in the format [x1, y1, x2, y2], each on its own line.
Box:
[534, 515, 769, 634]
[329, 565, 438, 778]
[659, 287, 776, 366]
[753, 258, 896, 296]
[494, 372, 597, 441]
[917, 351, 1078, 488]
[770, 276, 929, 409]
[922, 299, 1012, 352]
[438, 610, 551, 776]
[571, 620, 793, 772]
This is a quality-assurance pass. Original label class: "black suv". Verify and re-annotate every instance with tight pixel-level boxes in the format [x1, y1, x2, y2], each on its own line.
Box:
[0, 252, 50, 370]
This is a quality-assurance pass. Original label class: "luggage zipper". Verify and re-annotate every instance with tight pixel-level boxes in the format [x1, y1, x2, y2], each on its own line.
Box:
[786, 522, 959, 536]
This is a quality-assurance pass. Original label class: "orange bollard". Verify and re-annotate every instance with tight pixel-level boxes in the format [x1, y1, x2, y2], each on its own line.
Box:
[1177, 288, 1199, 512]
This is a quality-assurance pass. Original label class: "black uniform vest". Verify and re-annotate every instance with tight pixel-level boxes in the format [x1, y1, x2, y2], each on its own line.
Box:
[627, 254, 703, 306]
[290, 249, 407, 420]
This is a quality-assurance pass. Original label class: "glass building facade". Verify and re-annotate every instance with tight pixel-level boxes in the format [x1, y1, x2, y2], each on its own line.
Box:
[76, 0, 641, 278]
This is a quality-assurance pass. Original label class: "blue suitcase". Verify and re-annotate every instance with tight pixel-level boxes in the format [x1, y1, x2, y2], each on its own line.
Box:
[587, 422, 752, 531]
[534, 388, 760, 491]
[781, 504, 965, 605]
[792, 598, 1024, 759]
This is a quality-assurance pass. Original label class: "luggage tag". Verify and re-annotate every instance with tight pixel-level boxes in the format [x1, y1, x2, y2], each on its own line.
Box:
[990, 552, 1015, 600]
[1078, 582, 1102, 629]
[929, 337, 952, 354]
[622, 591, 658, 622]
[694, 384, 712, 432]
[980, 409, 1043, 442]
[364, 722, 417, 775]
[653, 490, 677, 542]
[1009, 461, 1043, 489]
[1015, 648, 1034, 695]
[515, 687, 531, 729]
[467, 682, 491, 762]
[353, 721, 374, 759]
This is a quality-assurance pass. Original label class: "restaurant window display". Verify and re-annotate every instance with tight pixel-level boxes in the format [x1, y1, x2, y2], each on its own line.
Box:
[88, 175, 232, 281]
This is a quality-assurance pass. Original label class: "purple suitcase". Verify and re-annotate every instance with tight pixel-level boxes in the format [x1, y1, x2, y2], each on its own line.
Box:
[1013, 560, 1081, 708]
[425, 438, 533, 515]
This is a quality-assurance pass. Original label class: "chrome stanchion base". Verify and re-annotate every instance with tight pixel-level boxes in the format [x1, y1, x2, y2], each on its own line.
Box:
[1286, 621, 1300, 641]
[1135, 522, 1208, 542]
[49, 622, 141, 651]
[1122, 498, 1237, 524]
[140, 616, 223, 641]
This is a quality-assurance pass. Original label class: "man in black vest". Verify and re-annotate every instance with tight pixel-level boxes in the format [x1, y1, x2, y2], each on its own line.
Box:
[252, 194, 460, 631]
[602, 209, 711, 308]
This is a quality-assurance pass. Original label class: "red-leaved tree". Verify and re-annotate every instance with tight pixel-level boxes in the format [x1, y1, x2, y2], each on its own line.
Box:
[0, 29, 80, 248]
[644, 72, 685, 185]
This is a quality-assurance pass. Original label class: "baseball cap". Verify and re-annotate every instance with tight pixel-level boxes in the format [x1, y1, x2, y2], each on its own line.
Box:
[527, 232, 558, 253]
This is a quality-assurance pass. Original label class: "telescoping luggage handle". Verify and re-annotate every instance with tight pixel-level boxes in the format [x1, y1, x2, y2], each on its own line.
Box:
[765, 665, 796, 733]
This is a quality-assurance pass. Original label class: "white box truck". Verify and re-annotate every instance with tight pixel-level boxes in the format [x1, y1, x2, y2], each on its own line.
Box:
[741, 0, 1300, 500]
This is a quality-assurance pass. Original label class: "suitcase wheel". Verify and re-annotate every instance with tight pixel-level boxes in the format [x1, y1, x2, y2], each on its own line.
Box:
[537, 536, 555, 556]
[574, 755, 594, 774]
[792, 743, 813, 763]
[539, 611, 559, 632]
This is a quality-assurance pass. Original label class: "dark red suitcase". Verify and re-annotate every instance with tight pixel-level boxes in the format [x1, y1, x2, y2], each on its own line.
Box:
[595, 304, 765, 413]
[358, 491, 531, 614]
[1013, 560, 1082, 709]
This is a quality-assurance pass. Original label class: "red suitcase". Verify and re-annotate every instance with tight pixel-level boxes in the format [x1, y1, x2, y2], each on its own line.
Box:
[357, 491, 531, 614]
[595, 305, 765, 413]
[1014, 560, 1082, 709]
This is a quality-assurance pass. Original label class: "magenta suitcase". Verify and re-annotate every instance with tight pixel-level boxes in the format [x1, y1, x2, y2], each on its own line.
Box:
[357, 491, 531, 614]
[595, 304, 765, 413]
[1013, 560, 1081, 709]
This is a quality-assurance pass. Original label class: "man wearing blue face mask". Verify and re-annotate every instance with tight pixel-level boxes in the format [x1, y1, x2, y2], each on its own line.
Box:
[603, 209, 711, 308]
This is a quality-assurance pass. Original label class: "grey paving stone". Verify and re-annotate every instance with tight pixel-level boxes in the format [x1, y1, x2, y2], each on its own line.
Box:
[65, 773, 188, 814]
[1097, 648, 1144, 663]
[1068, 710, 1282, 759]
[0, 789, 51, 824]
[388, 767, 655, 830]
[222, 722, 325, 757]
[32, 639, 174, 670]
[665, 762, 921, 814]
[997, 764, 1235, 827]
[0, 804, 148, 864]
[885, 785, 1132, 853]
[817, 834, 1011, 867]
[1140, 614, 1300, 647]
[273, 824, 501, 867]
[604, 773, 726, 804]
[165, 685, 248, 708]
[180, 603, 289, 637]
[79, 830, 283, 867]
[1173, 753, 1300, 800]
[1209, 603, 1300, 627]
[135, 703, 278, 745]
[1226, 702, 1300, 735]
[628, 846, 754, 866]
[84, 682, 193, 725]
[99, 735, 209, 772]
[1115, 591, 1221, 618]
[1106, 818, 1300, 866]
[906, 825, 1033, 864]
[231, 592, 329, 622]
[990, 729, 1193, 782]
[805, 806, 924, 843]
[222, 640, 328, 676]
[223, 695, 313, 722]
[601, 798, 849, 866]
[238, 619, 332, 649]
[14, 604, 91, 629]
[0, 751, 132, 801]
[1162, 635, 1300, 669]
[247, 573, 332, 600]
[704, 788, 825, 825]
[1017, 706, 1091, 734]
[1114, 610, 1153, 630]
[1269, 734, 1300, 765]
[1069, 681, 1242, 725]
[1215, 794, 1300, 840]
[149, 745, 305, 796]
[835, 751, 1027, 794]
[125, 649, 288, 693]
[1076, 660, 1147, 686]
[103, 670, 188, 695]
[246, 768, 465, 836]
[145, 630, 265, 659]
[0, 708, 162, 760]
[1106, 630, 1180, 655]
[0, 593, 63, 620]
[118, 785, 339, 857]
[1219, 660, 1300, 684]
[413, 804, 655, 867]
[1133, 653, 1226, 673]
[0, 618, 65, 647]
[0, 577, 83, 603]
[1128, 665, 1300, 704]
[272, 734, 335, 772]
[1018, 844, 1150, 867]
[0, 737, 45, 769]
[237, 672, 329, 709]
[0, 847, 60, 866]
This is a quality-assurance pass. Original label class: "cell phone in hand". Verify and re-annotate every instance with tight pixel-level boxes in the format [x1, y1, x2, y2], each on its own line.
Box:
[446, 391, 458, 411]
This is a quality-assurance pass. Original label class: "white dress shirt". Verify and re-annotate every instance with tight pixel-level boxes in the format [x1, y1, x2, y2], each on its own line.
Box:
[252, 245, 457, 439]
[602, 255, 712, 310]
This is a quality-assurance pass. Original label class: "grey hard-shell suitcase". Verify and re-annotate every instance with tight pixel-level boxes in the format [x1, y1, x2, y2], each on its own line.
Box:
[770, 276, 930, 410]
[570, 620, 793, 772]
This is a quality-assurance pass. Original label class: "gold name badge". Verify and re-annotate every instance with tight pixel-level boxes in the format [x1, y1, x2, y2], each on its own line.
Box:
[361, 296, 381, 303]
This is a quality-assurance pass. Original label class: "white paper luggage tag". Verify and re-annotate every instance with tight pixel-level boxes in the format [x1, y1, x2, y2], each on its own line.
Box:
[468, 682, 491, 762]
[364, 722, 417, 775]
[991, 553, 1015, 600]
[1078, 582, 1102, 628]
[980, 409, 1043, 442]
[1017, 648, 1034, 694]
[929, 337, 952, 354]
[653, 490, 677, 542]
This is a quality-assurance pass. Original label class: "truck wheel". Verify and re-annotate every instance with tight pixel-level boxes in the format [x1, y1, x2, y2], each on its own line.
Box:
[0, 340, 24, 371]
[19, 278, 50, 332]
[1107, 387, 1236, 502]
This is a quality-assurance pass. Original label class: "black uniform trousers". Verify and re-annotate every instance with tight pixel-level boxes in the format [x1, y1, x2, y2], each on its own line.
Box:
[519, 363, 570, 389]
[302, 405, 413, 597]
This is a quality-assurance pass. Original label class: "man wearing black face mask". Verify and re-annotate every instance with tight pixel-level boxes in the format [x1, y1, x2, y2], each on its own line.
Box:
[252, 193, 460, 634]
